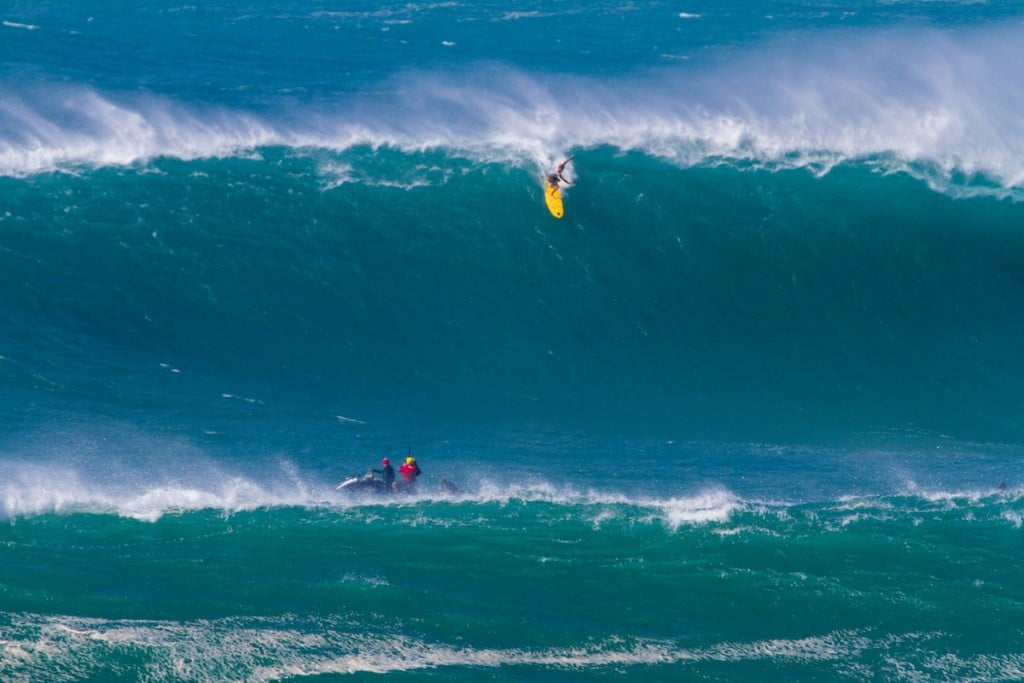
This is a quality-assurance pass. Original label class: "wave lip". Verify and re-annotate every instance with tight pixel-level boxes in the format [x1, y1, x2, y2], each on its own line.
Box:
[3, 20, 1024, 197]
[0, 464, 308, 522]
[0, 88, 283, 176]
[3, 459, 1020, 526]
[656, 488, 744, 527]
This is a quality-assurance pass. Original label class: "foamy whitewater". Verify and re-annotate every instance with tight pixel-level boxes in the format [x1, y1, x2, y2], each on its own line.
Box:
[2, 1, 1024, 681]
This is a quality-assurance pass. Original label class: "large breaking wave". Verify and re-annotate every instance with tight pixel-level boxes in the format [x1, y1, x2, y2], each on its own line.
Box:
[2, 22, 1023, 197]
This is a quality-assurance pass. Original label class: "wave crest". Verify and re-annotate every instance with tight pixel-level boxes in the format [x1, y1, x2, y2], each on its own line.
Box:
[2, 22, 1023, 196]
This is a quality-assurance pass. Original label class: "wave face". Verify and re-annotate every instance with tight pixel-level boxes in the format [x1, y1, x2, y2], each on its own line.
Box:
[2, 149, 1023, 444]
[3, 0, 1024, 680]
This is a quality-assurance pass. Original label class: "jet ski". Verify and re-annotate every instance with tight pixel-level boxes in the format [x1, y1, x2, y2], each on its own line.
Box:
[336, 470, 393, 495]
[336, 471, 463, 497]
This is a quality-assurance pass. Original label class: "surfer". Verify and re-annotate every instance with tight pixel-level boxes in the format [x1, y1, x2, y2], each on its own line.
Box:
[373, 457, 396, 491]
[546, 155, 574, 189]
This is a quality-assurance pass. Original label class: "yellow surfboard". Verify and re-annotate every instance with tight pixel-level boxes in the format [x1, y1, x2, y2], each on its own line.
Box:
[544, 182, 564, 218]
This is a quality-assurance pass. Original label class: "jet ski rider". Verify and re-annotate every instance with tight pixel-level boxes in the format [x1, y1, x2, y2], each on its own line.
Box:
[399, 455, 421, 489]
[373, 457, 396, 491]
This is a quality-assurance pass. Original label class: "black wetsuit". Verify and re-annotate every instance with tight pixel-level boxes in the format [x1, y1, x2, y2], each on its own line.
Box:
[374, 464, 396, 489]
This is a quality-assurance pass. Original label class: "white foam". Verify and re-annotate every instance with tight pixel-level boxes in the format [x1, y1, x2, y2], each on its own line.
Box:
[0, 425, 1014, 527]
[0, 438, 747, 523]
[0, 87, 284, 176]
[426, 479, 748, 530]
[2, 20, 40, 30]
[500, 11, 542, 21]
[0, 460, 314, 522]
[0, 425, 325, 521]
[0, 613, 922, 681]
[1, 22, 1022, 197]
[656, 488, 743, 528]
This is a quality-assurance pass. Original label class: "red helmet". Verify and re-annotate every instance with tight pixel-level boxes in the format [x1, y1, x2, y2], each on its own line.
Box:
[382, 458, 390, 465]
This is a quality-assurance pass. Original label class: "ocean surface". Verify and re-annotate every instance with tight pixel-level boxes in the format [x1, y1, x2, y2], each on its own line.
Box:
[3, 1, 1024, 680]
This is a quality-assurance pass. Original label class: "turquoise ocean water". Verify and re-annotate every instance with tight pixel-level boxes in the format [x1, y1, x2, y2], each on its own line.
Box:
[2, 1, 1024, 680]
